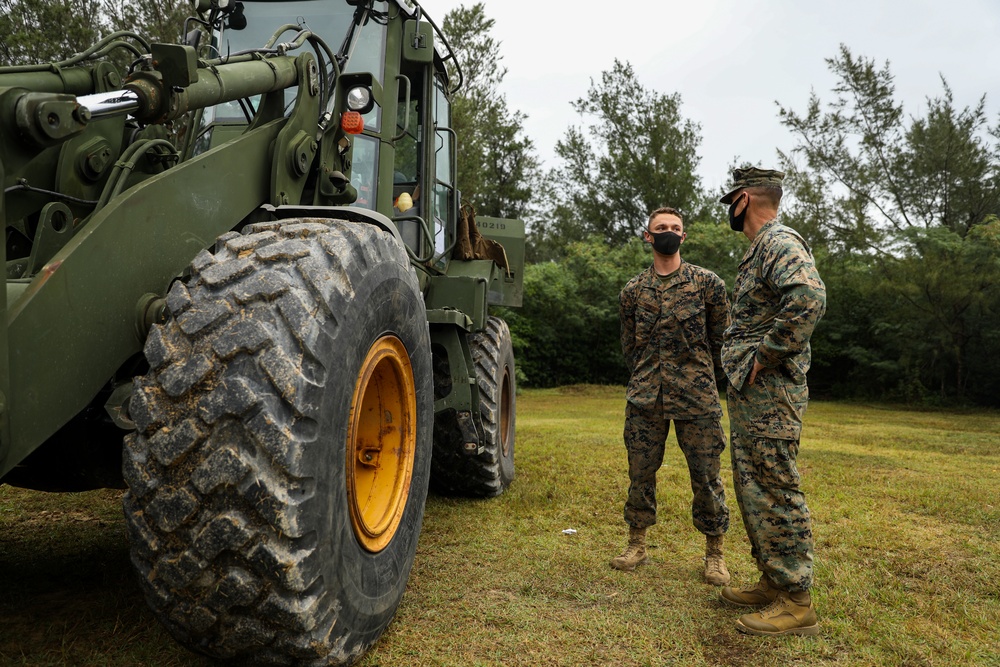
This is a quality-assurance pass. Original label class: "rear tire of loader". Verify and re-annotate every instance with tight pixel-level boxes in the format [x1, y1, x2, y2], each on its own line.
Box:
[122, 220, 432, 666]
[431, 316, 516, 497]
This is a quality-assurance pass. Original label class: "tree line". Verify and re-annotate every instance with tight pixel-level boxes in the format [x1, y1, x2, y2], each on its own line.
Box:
[443, 5, 1000, 407]
[0, 0, 188, 63]
[4, 1, 998, 406]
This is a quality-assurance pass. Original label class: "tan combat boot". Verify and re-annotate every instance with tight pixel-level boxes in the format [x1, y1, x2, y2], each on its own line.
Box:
[735, 589, 819, 636]
[609, 527, 648, 571]
[704, 535, 730, 585]
[719, 573, 780, 607]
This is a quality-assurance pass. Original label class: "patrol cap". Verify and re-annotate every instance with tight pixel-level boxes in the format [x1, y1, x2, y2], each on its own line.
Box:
[719, 167, 785, 204]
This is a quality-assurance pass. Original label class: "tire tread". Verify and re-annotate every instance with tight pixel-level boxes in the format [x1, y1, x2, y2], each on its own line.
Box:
[124, 220, 426, 665]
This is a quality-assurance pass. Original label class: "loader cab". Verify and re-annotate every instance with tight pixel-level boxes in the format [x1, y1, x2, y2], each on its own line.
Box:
[192, 0, 457, 270]
[430, 75, 457, 268]
[349, 3, 458, 270]
[387, 63, 456, 268]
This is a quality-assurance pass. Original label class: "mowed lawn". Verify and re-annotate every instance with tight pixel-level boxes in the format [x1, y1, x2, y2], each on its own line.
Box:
[1, 387, 998, 666]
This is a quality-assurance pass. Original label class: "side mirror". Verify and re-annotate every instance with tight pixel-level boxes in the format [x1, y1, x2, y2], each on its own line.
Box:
[402, 20, 433, 64]
[184, 29, 203, 49]
[227, 2, 246, 30]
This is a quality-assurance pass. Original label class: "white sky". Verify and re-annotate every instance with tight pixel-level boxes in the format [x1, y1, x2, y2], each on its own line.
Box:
[417, 0, 1000, 195]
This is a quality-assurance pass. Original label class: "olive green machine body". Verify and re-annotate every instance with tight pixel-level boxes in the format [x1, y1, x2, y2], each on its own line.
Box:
[0, 0, 523, 489]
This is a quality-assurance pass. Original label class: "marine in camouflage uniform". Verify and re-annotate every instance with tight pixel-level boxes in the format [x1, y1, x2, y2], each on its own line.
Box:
[718, 167, 826, 637]
[613, 206, 731, 583]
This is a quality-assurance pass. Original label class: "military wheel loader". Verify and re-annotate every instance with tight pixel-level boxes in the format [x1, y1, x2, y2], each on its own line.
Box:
[0, 0, 523, 664]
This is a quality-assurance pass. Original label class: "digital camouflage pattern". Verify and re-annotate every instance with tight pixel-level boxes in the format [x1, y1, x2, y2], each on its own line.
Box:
[620, 262, 729, 418]
[722, 216, 826, 593]
[722, 219, 826, 395]
[720, 167, 786, 205]
[619, 261, 730, 533]
[728, 384, 813, 591]
[623, 401, 729, 533]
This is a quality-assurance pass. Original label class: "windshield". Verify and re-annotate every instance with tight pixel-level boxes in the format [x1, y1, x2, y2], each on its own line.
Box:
[207, 0, 387, 122]
[222, 2, 358, 63]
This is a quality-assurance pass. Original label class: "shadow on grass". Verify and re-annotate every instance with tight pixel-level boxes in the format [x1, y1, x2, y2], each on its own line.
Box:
[0, 505, 212, 667]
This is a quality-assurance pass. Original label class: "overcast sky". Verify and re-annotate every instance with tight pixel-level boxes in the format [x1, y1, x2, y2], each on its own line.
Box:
[417, 0, 1000, 196]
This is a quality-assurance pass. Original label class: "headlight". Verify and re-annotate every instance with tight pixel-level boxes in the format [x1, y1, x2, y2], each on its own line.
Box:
[346, 86, 374, 114]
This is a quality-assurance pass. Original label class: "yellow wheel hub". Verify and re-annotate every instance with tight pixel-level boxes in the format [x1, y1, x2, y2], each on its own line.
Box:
[346, 335, 417, 553]
[500, 367, 513, 458]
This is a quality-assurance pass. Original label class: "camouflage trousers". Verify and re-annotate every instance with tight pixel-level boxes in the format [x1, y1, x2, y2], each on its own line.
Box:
[622, 395, 729, 535]
[727, 375, 814, 592]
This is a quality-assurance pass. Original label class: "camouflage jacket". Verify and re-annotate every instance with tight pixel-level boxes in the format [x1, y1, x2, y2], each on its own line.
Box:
[620, 262, 729, 417]
[722, 217, 827, 391]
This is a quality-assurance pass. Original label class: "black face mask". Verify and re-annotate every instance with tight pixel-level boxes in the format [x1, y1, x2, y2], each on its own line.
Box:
[728, 194, 748, 232]
[649, 231, 682, 256]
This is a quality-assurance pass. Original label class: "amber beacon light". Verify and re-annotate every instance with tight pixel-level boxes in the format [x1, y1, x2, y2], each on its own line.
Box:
[341, 111, 364, 134]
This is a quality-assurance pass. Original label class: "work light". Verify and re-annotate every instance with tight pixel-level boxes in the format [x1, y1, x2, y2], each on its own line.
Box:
[347, 86, 374, 114]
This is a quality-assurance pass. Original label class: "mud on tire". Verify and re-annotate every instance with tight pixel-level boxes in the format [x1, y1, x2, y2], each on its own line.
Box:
[431, 316, 516, 497]
[123, 219, 432, 666]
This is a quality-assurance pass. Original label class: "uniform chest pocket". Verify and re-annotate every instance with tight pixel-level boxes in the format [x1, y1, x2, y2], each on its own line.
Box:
[635, 299, 660, 344]
[674, 301, 706, 348]
[733, 269, 759, 305]
[734, 262, 777, 306]
[733, 278, 751, 305]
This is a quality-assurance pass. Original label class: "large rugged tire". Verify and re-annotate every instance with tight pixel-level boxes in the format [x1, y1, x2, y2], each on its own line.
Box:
[431, 316, 516, 497]
[122, 219, 432, 666]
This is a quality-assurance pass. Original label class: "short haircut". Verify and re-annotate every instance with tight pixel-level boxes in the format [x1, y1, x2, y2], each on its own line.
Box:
[746, 186, 782, 208]
[648, 206, 684, 228]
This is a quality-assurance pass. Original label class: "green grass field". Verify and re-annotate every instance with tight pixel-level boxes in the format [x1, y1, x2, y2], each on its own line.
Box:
[2, 387, 998, 666]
